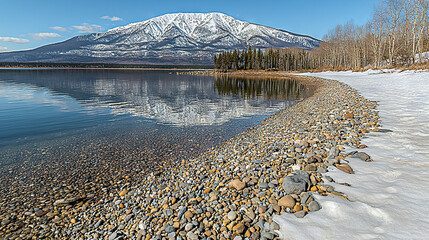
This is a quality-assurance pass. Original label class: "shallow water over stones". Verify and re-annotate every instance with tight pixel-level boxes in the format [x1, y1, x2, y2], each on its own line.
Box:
[0, 69, 312, 166]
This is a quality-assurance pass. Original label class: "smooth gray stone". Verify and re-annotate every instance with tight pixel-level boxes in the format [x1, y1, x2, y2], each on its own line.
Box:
[282, 172, 310, 194]
[308, 200, 322, 212]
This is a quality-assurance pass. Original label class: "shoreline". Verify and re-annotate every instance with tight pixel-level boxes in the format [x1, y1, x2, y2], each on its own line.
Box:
[277, 70, 429, 239]
[0, 72, 380, 239]
[0, 67, 212, 71]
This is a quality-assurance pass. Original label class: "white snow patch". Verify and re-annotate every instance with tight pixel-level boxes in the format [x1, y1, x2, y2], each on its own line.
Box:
[415, 51, 429, 63]
[274, 70, 429, 239]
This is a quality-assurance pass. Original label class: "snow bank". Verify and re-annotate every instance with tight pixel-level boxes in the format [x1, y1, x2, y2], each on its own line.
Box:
[415, 51, 429, 63]
[274, 70, 429, 239]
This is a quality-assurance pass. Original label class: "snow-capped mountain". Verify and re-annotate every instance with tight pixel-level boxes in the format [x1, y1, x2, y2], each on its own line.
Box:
[0, 13, 320, 65]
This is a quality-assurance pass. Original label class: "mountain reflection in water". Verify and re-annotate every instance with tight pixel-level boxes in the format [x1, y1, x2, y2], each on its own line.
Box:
[0, 70, 312, 127]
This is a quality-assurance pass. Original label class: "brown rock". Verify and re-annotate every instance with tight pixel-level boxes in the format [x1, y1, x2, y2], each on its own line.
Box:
[53, 197, 78, 206]
[344, 113, 354, 119]
[303, 164, 317, 172]
[119, 190, 128, 197]
[294, 204, 303, 212]
[278, 195, 296, 208]
[36, 211, 47, 217]
[233, 223, 245, 234]
[184, 211, 194, 219]
[272, 204, 280, 213]
[173, 222, 180, 228]
[336, 163, 354, 174]
[228, 179, 246, 191]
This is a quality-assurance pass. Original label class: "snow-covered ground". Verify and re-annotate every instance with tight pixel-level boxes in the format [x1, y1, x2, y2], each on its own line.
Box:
[415, 51, 429, 63]
[273, 70, 429, 239]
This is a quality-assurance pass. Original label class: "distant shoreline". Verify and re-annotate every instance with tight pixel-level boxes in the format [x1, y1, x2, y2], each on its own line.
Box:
[0, 62, 214, 70]
[0, 67, 213, 71]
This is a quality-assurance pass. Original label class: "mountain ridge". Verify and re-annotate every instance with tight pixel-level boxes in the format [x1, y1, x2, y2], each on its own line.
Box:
[0, 12, 320, 65]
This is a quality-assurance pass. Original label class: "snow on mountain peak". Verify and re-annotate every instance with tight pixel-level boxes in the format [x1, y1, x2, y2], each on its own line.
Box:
[0, 12, 320, 64]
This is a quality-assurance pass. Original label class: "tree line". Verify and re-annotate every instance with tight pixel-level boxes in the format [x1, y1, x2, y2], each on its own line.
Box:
[213, 47, 314, 71]
[214, 0, 429, 71]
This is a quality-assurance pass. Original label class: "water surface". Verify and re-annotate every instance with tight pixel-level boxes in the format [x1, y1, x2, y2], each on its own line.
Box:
[0, 69, 312, 167]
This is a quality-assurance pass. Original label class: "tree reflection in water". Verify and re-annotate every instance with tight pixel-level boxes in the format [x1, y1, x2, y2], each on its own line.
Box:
[214, 75, 314, 100]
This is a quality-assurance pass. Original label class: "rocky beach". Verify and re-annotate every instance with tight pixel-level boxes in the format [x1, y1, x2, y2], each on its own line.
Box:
[0, 73, 381, 240]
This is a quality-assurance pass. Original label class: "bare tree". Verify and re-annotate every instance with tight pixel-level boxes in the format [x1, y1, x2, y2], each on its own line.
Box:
[379, 0, 407, 65]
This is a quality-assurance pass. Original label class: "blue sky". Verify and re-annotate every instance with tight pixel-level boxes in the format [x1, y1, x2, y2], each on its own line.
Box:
[0, 0, 378, 52]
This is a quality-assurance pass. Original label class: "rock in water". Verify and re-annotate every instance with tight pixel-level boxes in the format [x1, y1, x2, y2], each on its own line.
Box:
[281, 171, 310, 194]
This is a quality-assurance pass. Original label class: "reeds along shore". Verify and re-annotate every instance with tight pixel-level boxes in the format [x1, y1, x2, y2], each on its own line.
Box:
[0, 73, 383, 239]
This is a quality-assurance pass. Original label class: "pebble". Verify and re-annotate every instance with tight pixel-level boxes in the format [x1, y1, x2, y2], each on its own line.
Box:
[262, 232, 275, 239]
[350, 152, 372, 162]
[336, 163, 354, 174]
[228, 179, 246, 191]
[185, 223, 193, 231]
[278, 195, 296, 208]
[186, 232, 199, 240]
[165, 225, 175, 233]
[308, 200, 322, 212]
[228, 211, 237, 221]
[167, 232, 176, 239]
[119, 190, 128, 197]
[294, 211, 307, 218]
[282, 172, 310, 194]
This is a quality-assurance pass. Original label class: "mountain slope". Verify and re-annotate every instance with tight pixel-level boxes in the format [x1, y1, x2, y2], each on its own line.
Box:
[0, 13, 320, 65]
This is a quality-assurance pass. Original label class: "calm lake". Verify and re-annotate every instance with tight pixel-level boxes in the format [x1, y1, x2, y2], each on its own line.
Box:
[0, 69, 312, 168]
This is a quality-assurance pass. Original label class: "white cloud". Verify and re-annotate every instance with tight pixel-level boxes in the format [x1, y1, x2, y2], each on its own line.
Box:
[30, 33, 63, 40]
[101, 16, 123, 21]
[0, 46, 8, 52]
[0, 37, 30, 43]
[50, 26, 67, 32]
[72, 23, 103, 33]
